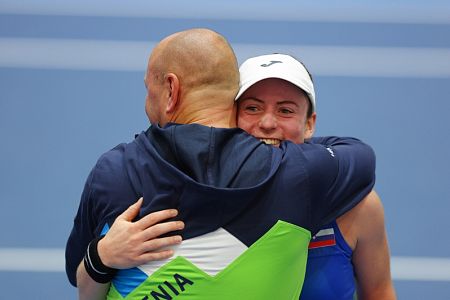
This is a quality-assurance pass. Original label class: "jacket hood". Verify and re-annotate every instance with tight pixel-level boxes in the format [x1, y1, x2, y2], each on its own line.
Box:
[144, 123, 276, 189]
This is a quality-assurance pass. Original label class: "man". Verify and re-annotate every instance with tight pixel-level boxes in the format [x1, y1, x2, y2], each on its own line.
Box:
[236, 53, 396, 300]
[66, 29, 376, 299]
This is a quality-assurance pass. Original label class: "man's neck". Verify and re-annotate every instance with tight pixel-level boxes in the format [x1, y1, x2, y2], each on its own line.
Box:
[171, 104, 237, 128]
[175, 113, 236, 128]
[164, 87, 239, 128]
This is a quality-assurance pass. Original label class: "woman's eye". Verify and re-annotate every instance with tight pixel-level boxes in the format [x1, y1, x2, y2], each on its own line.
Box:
[245, 106, 259, 112]
[279, 108, 294, 114]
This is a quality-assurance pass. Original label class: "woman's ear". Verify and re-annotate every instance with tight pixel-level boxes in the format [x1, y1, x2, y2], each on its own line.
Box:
[304, 112, 317, 139]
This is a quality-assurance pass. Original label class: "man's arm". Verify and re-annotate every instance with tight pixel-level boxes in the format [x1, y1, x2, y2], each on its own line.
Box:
[301, 136, 376, 234]
[77, 198, 184, 300]
[347, 191, 396, 300]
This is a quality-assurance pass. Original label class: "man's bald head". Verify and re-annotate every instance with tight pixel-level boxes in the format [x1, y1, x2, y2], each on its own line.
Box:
[149, 28, 239, 91]
[145, 29, 239, 126]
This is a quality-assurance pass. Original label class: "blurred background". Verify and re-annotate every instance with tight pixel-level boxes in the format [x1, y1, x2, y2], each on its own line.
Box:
[1, 0, 449, 298]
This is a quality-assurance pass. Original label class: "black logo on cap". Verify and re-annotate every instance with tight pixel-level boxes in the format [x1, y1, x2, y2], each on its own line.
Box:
[260, 60, 283, 67]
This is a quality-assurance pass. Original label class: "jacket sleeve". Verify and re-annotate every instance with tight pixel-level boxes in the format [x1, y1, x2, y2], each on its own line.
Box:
[302, 136, 376, 235]
[65, 168, 97, 287]
[65, 143, 141, 286]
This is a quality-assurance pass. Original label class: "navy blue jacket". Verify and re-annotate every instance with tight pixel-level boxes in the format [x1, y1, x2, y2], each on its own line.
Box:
[65, 124, 375, 287]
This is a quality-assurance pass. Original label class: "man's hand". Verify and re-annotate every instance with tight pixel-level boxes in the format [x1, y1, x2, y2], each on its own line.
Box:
[97, 198, 184, 269]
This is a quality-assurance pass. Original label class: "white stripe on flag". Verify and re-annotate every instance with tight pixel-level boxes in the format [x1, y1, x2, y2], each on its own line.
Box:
[314, 228, 334, 237]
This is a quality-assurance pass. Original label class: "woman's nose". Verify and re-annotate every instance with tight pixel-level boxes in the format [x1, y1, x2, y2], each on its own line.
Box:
[259, 113, 277, 131]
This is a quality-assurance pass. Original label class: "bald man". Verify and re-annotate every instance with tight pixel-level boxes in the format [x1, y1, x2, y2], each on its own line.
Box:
[66, 28, 376, 300]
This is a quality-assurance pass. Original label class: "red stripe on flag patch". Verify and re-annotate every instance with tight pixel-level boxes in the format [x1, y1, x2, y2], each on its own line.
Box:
[308, 238, 336, 249]
[308, 227, 336, 249]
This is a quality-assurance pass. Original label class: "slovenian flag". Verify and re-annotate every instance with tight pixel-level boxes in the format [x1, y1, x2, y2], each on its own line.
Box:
[308, 227, 336, 249]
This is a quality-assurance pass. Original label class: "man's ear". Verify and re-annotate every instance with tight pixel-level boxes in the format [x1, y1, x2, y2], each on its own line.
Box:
[165, 73, 180, 114]
[304, 112, 317, 139]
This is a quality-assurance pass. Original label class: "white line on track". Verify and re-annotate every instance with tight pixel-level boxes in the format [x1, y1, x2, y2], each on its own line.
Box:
[1, 248, 450, 281]
[1, 38, 450, 78]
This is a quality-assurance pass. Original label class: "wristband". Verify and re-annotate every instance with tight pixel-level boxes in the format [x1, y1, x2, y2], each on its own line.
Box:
[83, 236, 117, 283]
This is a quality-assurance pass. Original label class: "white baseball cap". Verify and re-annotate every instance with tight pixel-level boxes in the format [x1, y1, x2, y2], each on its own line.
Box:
[235, 53, 316, 112]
